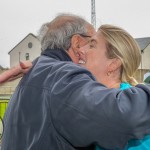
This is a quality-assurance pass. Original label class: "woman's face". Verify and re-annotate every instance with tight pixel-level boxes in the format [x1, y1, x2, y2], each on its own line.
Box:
[79, 31, 113, 83]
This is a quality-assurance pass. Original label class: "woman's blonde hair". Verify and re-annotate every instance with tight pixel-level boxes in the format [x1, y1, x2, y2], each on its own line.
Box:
[98, 24, 141, 86]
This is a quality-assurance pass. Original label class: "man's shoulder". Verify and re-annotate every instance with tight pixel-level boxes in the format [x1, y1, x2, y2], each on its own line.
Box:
[27, 55, 96, 86]
[55, 62, 94, 79]
[38, 55, 91, 75]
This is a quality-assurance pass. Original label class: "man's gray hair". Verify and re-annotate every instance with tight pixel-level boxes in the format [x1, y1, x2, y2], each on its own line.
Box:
[37, 13, 90, 51]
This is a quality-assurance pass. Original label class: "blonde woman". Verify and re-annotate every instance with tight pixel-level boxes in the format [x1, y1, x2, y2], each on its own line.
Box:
[84, 24, 141, 89]
[82, 24, 149, 149]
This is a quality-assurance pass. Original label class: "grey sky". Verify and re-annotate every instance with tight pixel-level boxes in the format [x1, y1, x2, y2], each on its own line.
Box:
[0, 0, 150, 67]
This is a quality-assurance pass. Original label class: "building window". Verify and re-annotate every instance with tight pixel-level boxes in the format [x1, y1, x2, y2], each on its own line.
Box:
[25, 53, 29, 60]
[28, 42, 33, 48]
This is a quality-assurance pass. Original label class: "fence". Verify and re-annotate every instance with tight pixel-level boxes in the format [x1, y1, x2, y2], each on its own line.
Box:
[0, 97, 10, 119]
[0, 97, 9, 143]
[0, 86, 14, 95]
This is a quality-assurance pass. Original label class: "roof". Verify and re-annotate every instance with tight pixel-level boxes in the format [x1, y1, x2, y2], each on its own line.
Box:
[8, 33, 39, 54]
[135, 37, 150, 51]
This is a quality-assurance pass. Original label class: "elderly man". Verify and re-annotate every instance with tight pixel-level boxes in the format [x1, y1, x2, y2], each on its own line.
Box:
[2, 14, 150, 150]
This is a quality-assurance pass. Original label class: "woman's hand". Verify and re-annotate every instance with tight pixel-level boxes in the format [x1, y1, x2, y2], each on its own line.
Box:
[0, 61, 32, 84]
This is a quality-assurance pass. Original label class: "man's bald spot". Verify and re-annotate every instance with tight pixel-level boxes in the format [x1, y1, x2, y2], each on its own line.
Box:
[47, 14, 89, 31]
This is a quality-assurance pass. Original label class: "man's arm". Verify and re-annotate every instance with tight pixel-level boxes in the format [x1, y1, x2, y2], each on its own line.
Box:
[51, 64, 150, 149]
[0, 61, 32, 84]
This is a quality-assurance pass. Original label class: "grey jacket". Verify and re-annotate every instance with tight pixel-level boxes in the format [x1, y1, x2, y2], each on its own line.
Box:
[2, 49, 150, 150]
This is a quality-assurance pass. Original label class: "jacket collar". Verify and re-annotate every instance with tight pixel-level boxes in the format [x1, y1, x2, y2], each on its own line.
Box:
[41, 48, 72, 62]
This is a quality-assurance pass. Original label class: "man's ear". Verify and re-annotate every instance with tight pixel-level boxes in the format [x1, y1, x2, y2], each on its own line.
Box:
[67, 35, 83, 63]
[71, 35, 81, 56]
[70, 35, 87, 62]
[108, 58, 122, 72]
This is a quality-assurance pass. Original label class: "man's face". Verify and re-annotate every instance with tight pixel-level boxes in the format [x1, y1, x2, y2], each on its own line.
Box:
[80, 31, 112, 83]
[68, 24, 96, 64]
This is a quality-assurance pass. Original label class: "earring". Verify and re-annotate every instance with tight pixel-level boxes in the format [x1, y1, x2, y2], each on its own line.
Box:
[107, 71, 111, 76]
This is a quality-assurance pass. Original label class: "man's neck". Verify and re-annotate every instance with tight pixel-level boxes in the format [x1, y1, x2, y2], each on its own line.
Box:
[41, 48, 72, 62]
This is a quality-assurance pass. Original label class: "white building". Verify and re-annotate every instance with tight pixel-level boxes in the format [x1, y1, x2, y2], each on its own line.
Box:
[8, 33, 41, 68]
[135, 37, 150, 82]
[136, 37, 150, 70]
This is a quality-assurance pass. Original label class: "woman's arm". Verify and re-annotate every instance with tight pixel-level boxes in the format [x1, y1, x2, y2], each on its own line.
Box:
[0, 61, 32, 84]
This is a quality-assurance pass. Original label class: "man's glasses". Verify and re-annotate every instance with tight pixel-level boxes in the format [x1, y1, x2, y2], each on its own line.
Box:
[77, 33, 92, 38]
[66, 33, 92, 39]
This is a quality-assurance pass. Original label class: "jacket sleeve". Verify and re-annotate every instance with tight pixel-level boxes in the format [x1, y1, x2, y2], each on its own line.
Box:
[50, 64, 150, 149]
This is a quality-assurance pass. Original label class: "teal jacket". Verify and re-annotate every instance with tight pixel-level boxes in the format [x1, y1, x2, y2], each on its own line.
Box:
[96, 82, 150, 150]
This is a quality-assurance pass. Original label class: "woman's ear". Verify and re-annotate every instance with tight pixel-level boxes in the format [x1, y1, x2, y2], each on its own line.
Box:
[107, 58, 122, 72]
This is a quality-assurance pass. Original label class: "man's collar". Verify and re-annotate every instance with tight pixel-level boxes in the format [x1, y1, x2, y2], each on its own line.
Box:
[41, 48, 72, 62]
